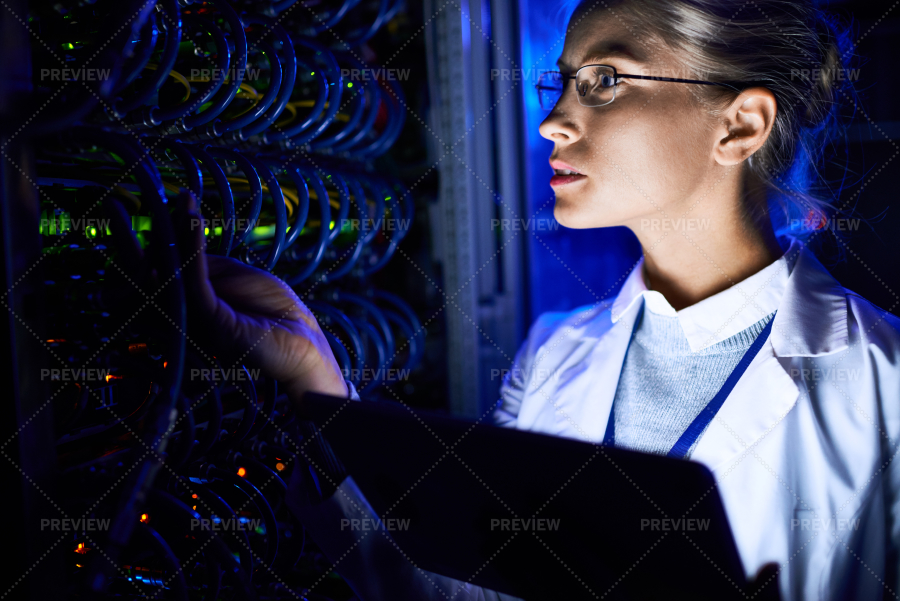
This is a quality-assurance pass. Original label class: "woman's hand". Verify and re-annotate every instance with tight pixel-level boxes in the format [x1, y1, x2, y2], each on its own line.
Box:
[106, 191, 348, 406]
[173, 192, 348, 403]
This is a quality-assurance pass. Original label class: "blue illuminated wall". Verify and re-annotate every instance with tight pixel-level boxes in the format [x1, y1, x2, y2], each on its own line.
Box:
[517, 0, 642, 323]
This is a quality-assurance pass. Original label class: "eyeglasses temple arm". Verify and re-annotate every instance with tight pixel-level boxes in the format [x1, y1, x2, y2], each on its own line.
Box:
[618, 73, 744, 92]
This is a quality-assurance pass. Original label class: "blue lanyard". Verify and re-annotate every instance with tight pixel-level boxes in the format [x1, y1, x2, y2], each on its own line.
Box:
[602, 304, 776, 459]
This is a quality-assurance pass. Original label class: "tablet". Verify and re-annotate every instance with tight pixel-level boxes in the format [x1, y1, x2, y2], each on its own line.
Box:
[301, 393, 749, 600]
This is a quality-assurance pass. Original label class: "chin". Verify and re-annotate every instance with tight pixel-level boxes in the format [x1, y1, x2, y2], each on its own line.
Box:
[553, 200, 610, 230]
[553, 201, 586, 229]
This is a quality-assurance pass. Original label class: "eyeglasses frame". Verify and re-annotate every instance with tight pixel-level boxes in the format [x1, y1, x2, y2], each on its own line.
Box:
[536, 64, 761, 109]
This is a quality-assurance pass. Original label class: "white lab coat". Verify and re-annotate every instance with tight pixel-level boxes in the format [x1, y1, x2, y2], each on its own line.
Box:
[287, 240, 900, 601]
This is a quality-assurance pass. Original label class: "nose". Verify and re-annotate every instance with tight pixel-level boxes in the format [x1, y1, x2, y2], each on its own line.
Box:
[538, 100, 582, 145]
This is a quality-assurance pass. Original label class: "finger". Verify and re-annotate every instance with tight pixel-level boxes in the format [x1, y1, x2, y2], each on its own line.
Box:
[205, 254, 317, 327]
[101, 195, 144, 275]
[205, 253, 250, 279]
[171, 190, 218, 317]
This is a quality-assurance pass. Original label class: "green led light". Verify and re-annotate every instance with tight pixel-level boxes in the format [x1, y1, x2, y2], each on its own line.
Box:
[46, 211, 74, 234]
[347, 82, 353, 88]
[310, 71, 315, 76]
[132, 215, 152, 231]
[329, 220, 335, 230]
[87, 227, 97, 238]
[63, 42, 75, 50]
[204, 227, 210, 236]
[248, 224, 276, 240]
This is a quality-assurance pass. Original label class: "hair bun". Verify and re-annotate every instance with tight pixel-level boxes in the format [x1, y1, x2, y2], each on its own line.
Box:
[801, 13, 851, 129]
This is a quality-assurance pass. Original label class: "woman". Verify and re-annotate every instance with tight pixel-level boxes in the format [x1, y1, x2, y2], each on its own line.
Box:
[170, 0, 900, 599]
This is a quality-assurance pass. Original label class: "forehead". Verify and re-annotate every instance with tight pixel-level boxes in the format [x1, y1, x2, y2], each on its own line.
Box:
[556, 8, 652, 70]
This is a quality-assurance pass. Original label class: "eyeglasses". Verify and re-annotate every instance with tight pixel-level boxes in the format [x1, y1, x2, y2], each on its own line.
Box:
[536, 64, 754, 110]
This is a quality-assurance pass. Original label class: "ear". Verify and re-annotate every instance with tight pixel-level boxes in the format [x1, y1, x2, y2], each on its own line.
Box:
[713, 87, 777, 167]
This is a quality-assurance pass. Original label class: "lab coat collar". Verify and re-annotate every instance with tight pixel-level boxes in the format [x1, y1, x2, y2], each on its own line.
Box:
[769, 242, 849, 357]
[607, 239, 848, 357]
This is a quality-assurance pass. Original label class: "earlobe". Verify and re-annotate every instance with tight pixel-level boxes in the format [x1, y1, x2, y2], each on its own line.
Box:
[713, 88, 777, 167]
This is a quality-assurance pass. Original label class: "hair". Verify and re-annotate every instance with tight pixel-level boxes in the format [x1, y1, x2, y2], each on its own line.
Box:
[566, 0, 858, 246]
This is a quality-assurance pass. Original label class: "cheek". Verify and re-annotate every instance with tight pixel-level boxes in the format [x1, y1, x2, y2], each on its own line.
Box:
[587, 105, 712, 206]
[612, 113, 709, 196]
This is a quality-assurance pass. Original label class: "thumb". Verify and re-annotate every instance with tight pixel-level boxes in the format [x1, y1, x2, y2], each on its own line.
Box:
[101, 195, 144, 276]
[171, 190, 217, 317]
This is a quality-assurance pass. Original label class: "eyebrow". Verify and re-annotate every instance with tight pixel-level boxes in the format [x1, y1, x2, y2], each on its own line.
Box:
[556, 42, 644, 72]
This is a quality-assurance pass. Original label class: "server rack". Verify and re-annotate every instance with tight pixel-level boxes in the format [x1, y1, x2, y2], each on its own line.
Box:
[1, 0, 531, 596]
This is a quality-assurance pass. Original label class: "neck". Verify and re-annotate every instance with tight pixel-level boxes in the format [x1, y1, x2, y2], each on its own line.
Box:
[630, 184, 784, 312]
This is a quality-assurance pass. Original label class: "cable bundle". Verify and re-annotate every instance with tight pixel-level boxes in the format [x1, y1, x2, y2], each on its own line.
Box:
[32, 0, 407, 151]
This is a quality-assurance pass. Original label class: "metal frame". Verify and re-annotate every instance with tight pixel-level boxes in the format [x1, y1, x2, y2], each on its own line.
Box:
[426, 0, 528, 417]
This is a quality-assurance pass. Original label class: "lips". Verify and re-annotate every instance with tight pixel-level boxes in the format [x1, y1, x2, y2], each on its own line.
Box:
[549, 159, 586, 187]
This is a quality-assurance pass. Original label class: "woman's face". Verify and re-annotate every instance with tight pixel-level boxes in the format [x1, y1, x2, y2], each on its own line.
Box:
[539, 9, 724, 231]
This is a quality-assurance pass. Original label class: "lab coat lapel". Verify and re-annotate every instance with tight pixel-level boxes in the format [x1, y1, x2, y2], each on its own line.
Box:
[553, 305, 642, 442]
[688, 343, 800, 471]
[689, 245, 848, 471]
[548, 262, 647, 443]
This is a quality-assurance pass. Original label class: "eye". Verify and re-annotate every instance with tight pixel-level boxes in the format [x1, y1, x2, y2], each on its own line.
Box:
[599, 74, 616, 88]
